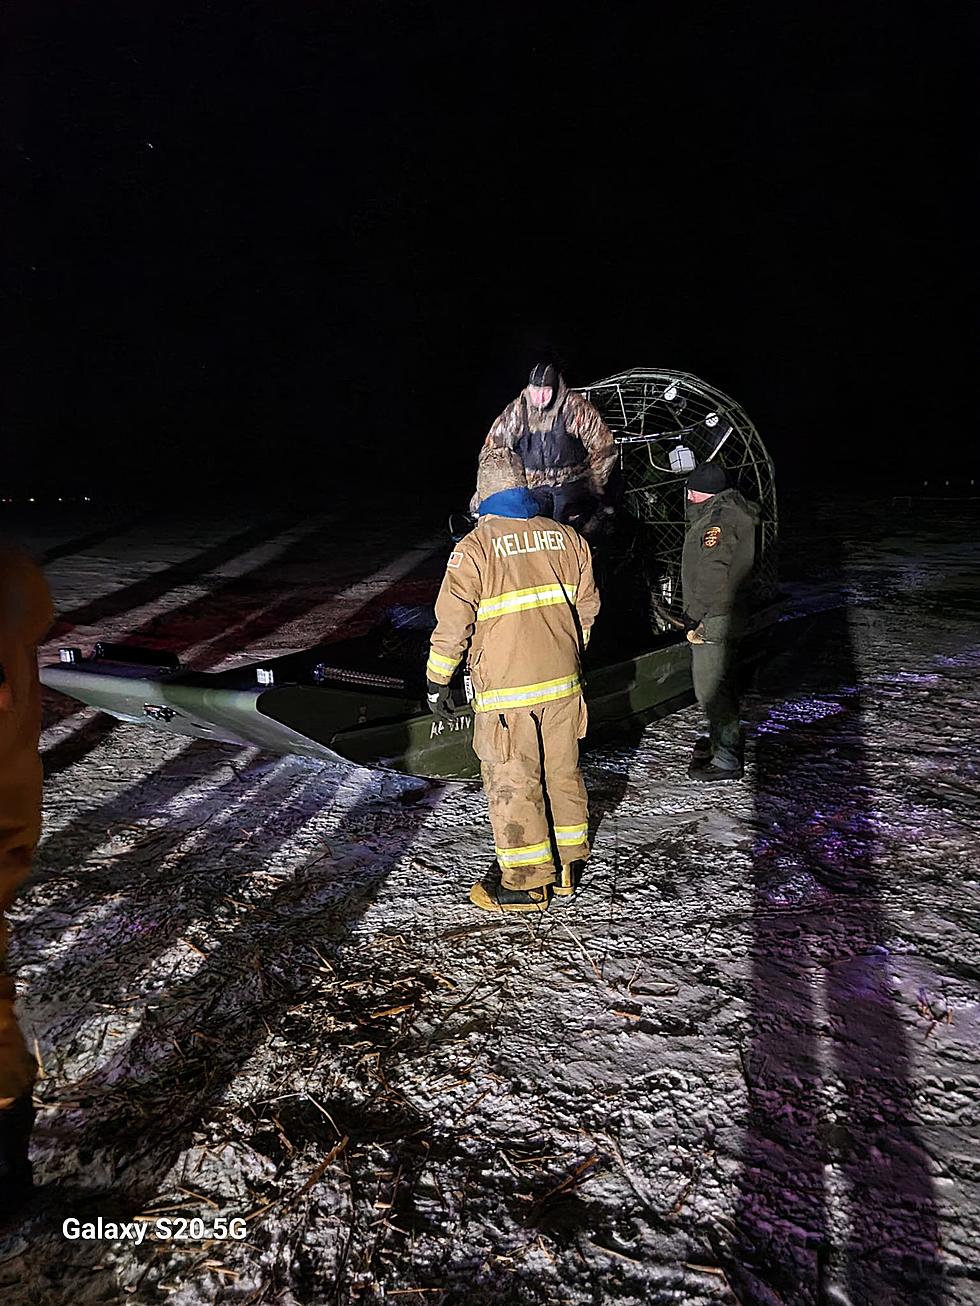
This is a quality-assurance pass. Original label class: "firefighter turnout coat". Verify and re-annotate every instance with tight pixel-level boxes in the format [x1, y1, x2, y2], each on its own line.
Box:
[427, 502, 600, 888]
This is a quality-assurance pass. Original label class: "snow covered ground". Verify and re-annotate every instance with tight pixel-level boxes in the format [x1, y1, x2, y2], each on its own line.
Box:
[1, 493, 978, 1305]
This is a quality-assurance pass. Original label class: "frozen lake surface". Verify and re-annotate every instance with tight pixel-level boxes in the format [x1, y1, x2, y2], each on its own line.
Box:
[2, 494, 979, 1305]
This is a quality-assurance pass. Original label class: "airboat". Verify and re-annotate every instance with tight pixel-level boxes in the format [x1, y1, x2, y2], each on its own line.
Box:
[40, 369, 778, 781]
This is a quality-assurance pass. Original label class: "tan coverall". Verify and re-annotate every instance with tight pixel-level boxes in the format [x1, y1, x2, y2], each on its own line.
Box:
[427, 514, 600, 890]
[0, 544, 52, 1103]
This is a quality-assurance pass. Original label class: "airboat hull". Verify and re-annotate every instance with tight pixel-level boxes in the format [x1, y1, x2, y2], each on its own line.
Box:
[40, 626, 770, 782]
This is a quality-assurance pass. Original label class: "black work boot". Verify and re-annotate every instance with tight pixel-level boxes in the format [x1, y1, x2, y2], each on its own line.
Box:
[0, 1093, 36, 1224]
[469, 862, 551, 913]
[689, 731, 743, 780]
[690, 736, 712, 765]
[689, 736, 716, 762]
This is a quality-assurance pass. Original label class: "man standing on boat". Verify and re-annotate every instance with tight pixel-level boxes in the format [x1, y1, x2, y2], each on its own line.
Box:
[476, 363, 617, 535]
[427, 448, 600, 912]
[681, 462, 758, 781]
[0, 541, 53, 1221]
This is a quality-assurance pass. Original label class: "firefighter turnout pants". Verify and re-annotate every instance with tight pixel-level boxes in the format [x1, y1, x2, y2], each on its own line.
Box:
[0, 663, 43, 1104]
[473, 694, 589, 891]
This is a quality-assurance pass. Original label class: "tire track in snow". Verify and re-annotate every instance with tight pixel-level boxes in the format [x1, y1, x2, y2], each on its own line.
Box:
[190, 532, 444, 670]
[37, 514, 337, 762]
[39, 514, 336, 659]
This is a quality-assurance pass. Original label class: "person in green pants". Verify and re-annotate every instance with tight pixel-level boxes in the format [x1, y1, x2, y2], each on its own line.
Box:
[680, 463, 758, 781]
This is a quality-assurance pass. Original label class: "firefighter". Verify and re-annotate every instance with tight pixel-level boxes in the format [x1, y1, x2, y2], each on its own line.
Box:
[681, 462, 758, 781]
[476, 363, 617, 534]
[0, 541, 52, 1220]
[427, 448, 600, 911]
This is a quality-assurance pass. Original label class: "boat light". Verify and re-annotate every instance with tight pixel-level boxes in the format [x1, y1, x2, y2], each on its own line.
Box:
[313, 664, 406, 690]
[668, 445, 696, 473]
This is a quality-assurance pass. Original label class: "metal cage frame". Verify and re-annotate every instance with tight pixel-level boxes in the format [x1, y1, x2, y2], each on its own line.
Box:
[576, 367, 778, 620]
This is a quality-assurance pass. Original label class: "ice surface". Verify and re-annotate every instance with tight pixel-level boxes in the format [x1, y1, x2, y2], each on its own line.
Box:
[1, 494, 978, 1304]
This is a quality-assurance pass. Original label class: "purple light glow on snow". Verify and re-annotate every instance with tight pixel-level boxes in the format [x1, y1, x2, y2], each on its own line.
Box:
[754, 695, 854, 734]
[933, 646, 980, 669]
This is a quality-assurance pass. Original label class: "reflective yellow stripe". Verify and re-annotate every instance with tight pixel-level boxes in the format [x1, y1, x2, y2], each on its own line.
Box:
[426, 649, 460, 680]
[583, 627, 591, 647]
[427, 650, 459, 671]
[554, 824, 588, 844]
[473, 673, 581, 713]
[476, 583, 577, 622]
[496, 841, 552, 867]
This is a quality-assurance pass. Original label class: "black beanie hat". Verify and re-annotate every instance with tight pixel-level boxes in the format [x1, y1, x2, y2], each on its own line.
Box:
[528, 362, 559, 390]
[686, 462, 728, 494]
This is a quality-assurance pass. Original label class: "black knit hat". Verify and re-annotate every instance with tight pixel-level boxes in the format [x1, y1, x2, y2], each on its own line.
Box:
[686, 462, 728, 494]
[528, 362, 559, 390]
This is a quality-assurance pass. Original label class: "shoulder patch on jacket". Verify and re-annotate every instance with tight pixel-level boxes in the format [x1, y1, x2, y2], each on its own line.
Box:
[446, 550, 463, 569]
[702, 526, 722, 549]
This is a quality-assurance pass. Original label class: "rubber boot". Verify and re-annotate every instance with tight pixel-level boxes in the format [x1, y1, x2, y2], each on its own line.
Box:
[0, 1093, 35, 1225]
[554, 860, 585, 899]
[469, 862, 551, 913]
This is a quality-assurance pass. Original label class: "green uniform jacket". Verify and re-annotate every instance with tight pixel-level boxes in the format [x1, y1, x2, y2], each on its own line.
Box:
[680, 489, 758, 639]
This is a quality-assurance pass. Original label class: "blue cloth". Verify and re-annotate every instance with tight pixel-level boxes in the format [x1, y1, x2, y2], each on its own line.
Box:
[478, 487, 540, 519]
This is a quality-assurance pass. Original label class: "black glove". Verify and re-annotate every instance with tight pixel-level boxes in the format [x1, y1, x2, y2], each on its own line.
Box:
[579, 504, 615, 539]
[448, 510, 476, 542]
[681, 611, 699, 632]
[426, 680, 455, 723]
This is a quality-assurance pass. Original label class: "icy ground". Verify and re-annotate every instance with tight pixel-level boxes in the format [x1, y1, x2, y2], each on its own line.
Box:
[1, 494, 978, 1305]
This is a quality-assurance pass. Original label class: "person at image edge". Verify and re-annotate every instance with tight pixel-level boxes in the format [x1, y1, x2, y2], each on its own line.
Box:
[0, 540, 53, 1222]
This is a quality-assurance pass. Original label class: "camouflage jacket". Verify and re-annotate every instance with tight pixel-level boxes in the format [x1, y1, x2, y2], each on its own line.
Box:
[480, 380, 617, 499]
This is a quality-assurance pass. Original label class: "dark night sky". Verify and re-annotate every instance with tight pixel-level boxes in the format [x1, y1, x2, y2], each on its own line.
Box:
[2, 1, 977, 498]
